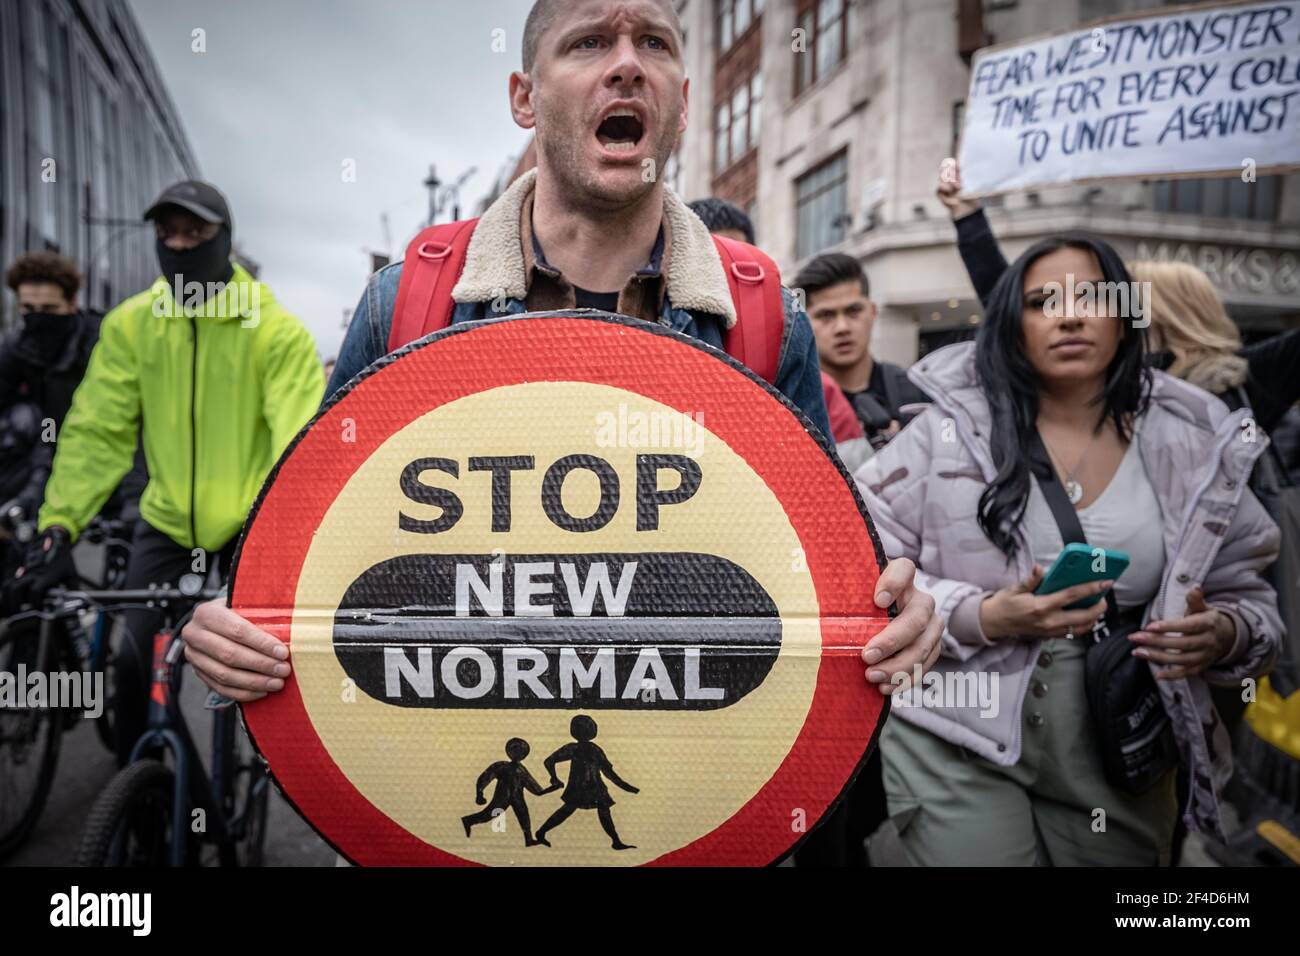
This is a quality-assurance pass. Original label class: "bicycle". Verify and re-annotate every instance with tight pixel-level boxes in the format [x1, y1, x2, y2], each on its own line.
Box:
[69, 582, 271, 866]
[67, 516, 134, 752]
[0, 515, 133, 859]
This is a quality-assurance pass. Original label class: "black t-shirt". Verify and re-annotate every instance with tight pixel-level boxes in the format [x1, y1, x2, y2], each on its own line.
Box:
[862, 363, 892, 410]
[574, 287, 620, 313]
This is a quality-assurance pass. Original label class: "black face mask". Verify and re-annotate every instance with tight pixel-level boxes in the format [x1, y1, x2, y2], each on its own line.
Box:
[156, 227, 234, 302]
[19, 311, 78, 360]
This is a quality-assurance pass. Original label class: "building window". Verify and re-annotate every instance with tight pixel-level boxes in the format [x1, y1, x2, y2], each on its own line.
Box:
[795, 0, 849, 96]
[664, 148, 684, 195]
[24, 3, 62, 246]
[85, 74, 116, 301]
[1152, 175, 1279, 222]
[730, 83, 749, 162]
[714, 102, 731, 174]
[717, 0, 764, 55]
[796, 151, 849, 261]
[713, 70, 763, 174]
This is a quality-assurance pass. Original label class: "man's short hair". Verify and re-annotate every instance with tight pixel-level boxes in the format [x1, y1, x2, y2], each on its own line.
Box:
[793, 252, 869, 300]
[5, 251, 81, 302]
[687, 198, 755, 244]
[522, 0, 683, 72]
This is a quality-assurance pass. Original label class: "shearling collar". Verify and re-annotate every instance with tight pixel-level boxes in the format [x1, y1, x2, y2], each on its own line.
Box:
[451, 168, 738, 327]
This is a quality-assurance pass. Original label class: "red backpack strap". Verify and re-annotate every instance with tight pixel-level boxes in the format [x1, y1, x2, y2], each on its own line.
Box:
[711, 235, 785, 384]
[822, 371, 865, 443]
[388, 219, 480, 353]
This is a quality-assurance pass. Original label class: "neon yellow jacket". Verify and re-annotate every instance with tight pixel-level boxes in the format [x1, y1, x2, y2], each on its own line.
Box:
[39, 265, 325, 551]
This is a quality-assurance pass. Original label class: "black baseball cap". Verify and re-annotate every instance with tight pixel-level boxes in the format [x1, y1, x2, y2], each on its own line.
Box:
[143, 180, 233, 232]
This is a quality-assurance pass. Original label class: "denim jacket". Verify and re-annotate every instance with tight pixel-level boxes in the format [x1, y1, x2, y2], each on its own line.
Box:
[327, 170, 831, 439]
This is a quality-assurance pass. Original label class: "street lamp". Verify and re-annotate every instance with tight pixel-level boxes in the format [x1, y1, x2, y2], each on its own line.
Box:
[423, 165, 478, 227]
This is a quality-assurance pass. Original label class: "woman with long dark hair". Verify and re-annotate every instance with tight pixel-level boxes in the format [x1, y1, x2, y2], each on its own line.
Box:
[856, 234, 1281, 865]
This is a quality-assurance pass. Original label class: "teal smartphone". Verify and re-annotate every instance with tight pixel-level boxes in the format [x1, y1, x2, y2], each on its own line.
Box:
[1035, 542, 1129, 609]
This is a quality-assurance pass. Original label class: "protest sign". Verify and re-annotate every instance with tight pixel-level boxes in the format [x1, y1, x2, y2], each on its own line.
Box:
[229, 312, 890, 866]
[958, 0, 1300, 196]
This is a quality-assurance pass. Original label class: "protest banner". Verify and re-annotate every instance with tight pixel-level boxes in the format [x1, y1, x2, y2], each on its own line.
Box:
[957, 0, 1300, 196]
[229, 312, 891, 866]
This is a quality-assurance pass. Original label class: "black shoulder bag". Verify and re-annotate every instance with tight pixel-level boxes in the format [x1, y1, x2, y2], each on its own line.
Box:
[879, 362, 927, 428]
[1029, 432, 1179, 795]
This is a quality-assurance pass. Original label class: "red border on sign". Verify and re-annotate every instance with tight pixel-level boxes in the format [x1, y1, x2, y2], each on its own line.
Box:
[231, 314, 889, 866]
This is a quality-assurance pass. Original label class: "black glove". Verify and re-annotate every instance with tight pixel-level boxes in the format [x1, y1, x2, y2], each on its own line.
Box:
[4, 525, 76, 611]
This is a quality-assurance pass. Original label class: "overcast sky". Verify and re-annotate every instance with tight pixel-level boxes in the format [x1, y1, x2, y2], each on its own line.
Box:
[127, 0, 537, 358]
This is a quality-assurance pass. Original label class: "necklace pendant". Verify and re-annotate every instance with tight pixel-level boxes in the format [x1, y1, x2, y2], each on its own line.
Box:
[1065, 479, 1084, 504]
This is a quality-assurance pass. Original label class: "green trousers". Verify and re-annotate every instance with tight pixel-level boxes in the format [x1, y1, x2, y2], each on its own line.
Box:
[881, 633, 1178, 866]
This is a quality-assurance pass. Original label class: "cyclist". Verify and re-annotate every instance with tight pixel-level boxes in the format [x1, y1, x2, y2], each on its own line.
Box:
[7, 180, 325, 764]
[0, 253, 146, 538]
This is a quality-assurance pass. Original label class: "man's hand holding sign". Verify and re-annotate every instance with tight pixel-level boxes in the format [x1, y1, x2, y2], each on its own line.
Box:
[185, 550, 936, 705]
[179, 0, 942, 866]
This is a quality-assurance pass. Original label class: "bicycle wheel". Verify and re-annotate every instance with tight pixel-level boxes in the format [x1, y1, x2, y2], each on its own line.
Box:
[75, 758, 195, 867]
[0, 619, 63, 861]
[235, 757, 270, 868]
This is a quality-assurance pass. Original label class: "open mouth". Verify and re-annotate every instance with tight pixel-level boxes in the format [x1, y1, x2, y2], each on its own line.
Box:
[596, 109, 645, 154]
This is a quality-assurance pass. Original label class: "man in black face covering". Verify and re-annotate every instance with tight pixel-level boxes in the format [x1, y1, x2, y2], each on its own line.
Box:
[2, 252, 96, 425]
[149, 182, 235, 302]
[0, 253, 144, 532]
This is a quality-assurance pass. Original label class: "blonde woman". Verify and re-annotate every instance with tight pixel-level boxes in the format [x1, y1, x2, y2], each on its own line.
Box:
[1131, 260, 1300, 436]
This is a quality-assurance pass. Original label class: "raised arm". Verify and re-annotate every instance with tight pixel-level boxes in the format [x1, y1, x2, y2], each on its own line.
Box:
[937, 160, 1008, 311]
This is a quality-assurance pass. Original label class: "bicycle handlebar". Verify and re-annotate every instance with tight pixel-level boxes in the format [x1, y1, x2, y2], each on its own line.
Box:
[50, 586, 225, 607]
[2, 586, 224, 634]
